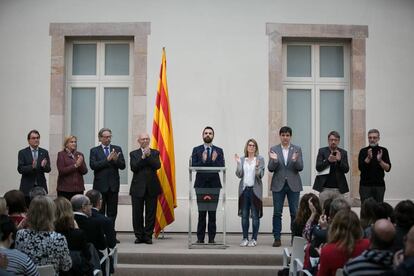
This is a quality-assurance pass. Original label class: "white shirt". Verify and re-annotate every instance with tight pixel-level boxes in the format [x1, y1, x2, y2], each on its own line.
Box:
[243, 157, 256, 188]
[282, 144, 290, 166]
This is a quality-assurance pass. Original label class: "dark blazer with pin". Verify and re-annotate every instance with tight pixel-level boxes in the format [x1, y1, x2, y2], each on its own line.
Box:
[313, 146, 349, 194]
[17, 146, 51, 196]
[89, 144, 126, 193]
[191, 145, 225, 189]
[268, 144, 303, 192]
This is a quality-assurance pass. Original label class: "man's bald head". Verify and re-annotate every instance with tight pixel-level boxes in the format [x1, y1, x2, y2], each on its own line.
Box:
[371, 219, 396, 250]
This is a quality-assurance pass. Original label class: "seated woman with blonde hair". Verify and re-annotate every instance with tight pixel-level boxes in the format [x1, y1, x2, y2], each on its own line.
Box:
[317, 209, 370, 276]
[15, 196, 72, 275]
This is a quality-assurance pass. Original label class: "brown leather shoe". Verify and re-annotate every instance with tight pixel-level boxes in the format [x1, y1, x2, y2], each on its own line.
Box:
[272, 239, 281, 247]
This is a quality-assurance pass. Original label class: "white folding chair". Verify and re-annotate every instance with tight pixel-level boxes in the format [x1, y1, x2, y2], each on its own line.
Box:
[335, 268, 344, 276]
[37, 264, 55, 276]
[99, 249, 110, 276]
[293, 258, 312, 276]
[108, 245, 118, 268]
[100, 246, 118, 276]
[282, 236, 306, 275]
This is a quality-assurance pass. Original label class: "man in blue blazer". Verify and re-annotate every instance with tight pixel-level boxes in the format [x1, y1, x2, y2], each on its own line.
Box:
[313, 130, 349, 202]
[191, 126, 225, 244]
[268, 126, 303, 247]
[90, 128, 125, 236]
[17, 129, 51, 206]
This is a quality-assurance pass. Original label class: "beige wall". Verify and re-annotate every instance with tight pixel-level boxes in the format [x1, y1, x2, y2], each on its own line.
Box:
[1, 0, 413, 232]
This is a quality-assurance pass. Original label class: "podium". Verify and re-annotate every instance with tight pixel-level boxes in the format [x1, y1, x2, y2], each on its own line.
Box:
[188, 165, 227, 249]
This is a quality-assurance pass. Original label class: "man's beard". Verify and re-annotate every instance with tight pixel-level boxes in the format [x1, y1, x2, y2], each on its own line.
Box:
[203, 136, 213, 143]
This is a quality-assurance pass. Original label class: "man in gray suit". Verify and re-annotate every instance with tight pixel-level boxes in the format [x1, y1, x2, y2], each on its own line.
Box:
[268, 126, 303, 247]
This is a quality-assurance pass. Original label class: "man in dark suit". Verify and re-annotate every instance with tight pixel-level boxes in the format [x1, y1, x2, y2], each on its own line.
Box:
[90, 128, 126, 235]
[129, 133, 161, 244]
[313, 131, 349, 203]
[17, 129, 51, 206]
[268, 126, 303, 247]
[71, 194, 107, 252]
[85, 189, 117, 249]
[191, 126, 225, 244]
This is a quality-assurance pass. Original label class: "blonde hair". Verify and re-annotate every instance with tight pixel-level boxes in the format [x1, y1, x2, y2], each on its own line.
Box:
[328, 209, 363, 256]
[243, 138, 259, 157]
[27, 196, 55, 231]
[63, 135, 77, 149]
[0, 198, 7, 215]
[54, 197, 75, 232]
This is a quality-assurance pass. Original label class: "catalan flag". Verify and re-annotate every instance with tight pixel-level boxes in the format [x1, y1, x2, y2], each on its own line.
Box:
[151, 48, 176, 237]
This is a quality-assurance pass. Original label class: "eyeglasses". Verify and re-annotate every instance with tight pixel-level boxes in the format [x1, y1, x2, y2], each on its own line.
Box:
[248, 144, 256, 147]
[102, 135, 112, 139]
[368, 136, 379, 139]
[30, 136, 40, 140]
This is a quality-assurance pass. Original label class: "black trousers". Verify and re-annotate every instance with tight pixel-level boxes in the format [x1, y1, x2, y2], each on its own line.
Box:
[100, 190, 119, 226]
[195, 188, 220, 242]
[360, 185, 385, 204]
[131, 195, 158, 241]
[57, 191, 84, 201]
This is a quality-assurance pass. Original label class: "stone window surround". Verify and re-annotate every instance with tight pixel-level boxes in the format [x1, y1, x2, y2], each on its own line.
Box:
[265, 23, 368, 206]
[49, 22, 150, 203]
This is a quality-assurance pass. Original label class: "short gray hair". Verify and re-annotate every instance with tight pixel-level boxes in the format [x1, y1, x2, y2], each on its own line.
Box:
[71, 194, 90, 212]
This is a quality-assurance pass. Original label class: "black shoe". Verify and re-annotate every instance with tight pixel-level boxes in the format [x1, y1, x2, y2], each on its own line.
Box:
[196, 240, 204, 244]
[134, 238, 144, 244]
[144, 239, 153, 244]
[116, 238, 120, 244]
[272, 239, 281, 247]
[208, 240, 215, 244]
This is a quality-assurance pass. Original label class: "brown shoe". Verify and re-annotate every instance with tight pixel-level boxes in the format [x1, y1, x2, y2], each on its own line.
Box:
[272, 239, 281, 247]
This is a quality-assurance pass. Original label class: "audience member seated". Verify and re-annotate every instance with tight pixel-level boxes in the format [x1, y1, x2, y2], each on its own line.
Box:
[85, 189, 116, 248]
[343, 219, 395, 275]
[360, 197, 378, 238]
[292, 193, 321, 240]
[391, 200, 414, 252]
[29, 186, 47, 201]
[0, 215, 39, 276]
[54, 197, 96, 275]
[317, 210, 370, 276]
[3, 190, 27, 228]
[71, 195, 107, 252]
[15, 196, 72, 274]
[382, 224, 414, 276]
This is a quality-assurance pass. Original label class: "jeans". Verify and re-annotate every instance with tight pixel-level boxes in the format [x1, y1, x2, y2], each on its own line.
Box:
[272, 183, 299, 240]
[241, 187, 260, 240]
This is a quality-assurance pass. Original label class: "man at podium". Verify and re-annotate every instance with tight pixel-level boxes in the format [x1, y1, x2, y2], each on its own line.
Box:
[191, 126, 225, 244]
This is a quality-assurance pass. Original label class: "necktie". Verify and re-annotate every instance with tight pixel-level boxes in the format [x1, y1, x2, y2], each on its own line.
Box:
[104, 146, 110, 157]
[33, 150, 38, 161]
[206, 147, 211, 159]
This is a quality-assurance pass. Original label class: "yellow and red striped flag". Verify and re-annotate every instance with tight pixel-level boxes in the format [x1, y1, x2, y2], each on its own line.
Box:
[151, 48, 176, 237]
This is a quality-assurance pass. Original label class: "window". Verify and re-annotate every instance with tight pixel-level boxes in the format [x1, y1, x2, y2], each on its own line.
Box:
[66, 40, 133, 191]
[283, 42, 350, 187]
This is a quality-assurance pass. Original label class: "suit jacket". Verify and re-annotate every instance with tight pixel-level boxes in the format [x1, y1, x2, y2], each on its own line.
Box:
[313, 147, 349, 193]
[129, 148, 161, 197]
[89, 144, 126, 193]
[91, 208, 116, 248]
[268, 144, 303, 192]
[191, 144, 225, 188]
[74, 213, 107, 251]
[57, 150, 88, 192]
[17, 146, 51, 196]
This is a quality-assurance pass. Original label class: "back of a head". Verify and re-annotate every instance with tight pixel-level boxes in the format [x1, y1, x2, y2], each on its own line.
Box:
[329, 198, 351, 220]
[371, 219, 396, 250]
[85, 189, 102, 208]
[54, 197, 75, 232]
[29, 186, 47, 200]
[0, 214, 16, 244]
[71, 194, 88, 212]
[405, 225, 414, 257]
[394, 200, 414, 229]
[328, 209, 362, 255]
[373, 202, 394, 223]
[4, 190, 27, 214]
[295, 193, 321, 225]
[27, 195, 55, 232]
[360, 198, 378, 229]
